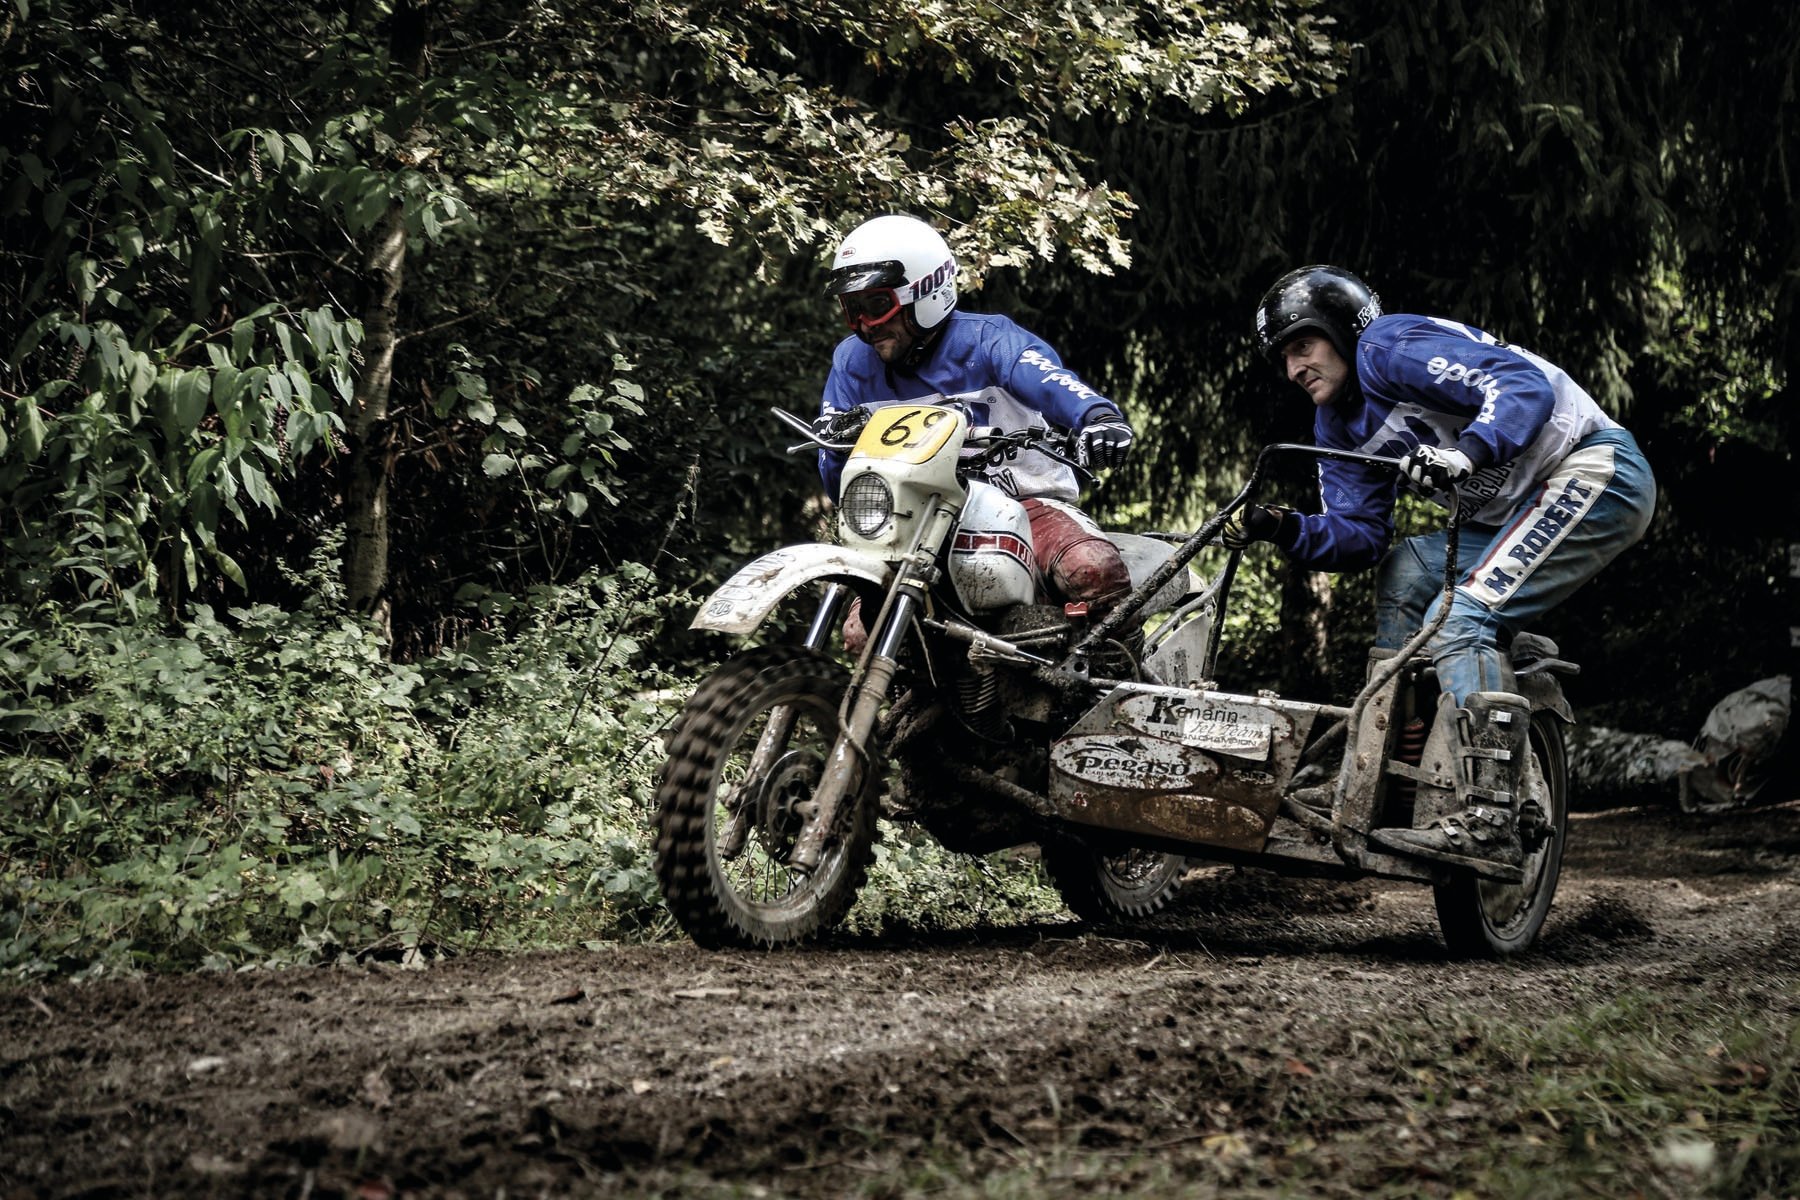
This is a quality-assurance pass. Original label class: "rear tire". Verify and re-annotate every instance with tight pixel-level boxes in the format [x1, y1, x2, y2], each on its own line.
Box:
[654, 646, 878, 948]
[1042, 842, 1188, 923]
[1433, 713, 1569, 957]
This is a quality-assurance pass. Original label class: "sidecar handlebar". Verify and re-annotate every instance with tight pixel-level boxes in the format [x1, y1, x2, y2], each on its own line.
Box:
[1250, 441, 1406, 477]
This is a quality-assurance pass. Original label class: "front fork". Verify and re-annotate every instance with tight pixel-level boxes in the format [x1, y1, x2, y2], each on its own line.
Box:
[716, 582, 851, 860]
[786, 582, 921, 873]
[785, 506, 952, 874]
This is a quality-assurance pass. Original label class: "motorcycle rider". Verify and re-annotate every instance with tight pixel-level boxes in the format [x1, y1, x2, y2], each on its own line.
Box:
[1225, 265, 1656, 871]
[816, 213, 1136, 645]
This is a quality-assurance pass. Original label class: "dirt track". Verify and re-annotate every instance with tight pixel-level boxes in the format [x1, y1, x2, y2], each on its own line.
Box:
[4, 802, 1798, 1199]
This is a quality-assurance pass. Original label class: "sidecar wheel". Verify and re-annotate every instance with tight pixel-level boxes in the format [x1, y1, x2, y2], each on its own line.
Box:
[1433, 713, 1569, 958]
[1041, 842, 1188, 923]
[654, 645, 878, 948]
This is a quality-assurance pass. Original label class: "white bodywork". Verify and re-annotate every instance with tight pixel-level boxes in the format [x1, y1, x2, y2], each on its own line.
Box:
[690, 544, 891, 636]
[947, 481, 1039, 612]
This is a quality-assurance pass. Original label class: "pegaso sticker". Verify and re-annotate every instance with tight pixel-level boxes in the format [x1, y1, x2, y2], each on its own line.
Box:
[1116, 693, 1277, 760]
[1051, 735, 1218, 792]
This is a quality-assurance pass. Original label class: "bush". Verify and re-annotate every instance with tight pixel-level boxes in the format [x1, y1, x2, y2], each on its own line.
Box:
[0, 566, 680, 977]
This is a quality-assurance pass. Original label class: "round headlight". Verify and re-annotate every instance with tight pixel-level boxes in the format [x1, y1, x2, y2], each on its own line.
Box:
[840, 471, 894, 538]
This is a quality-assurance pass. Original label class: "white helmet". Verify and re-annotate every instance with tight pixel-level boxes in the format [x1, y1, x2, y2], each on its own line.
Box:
[827, 214, 958, 331]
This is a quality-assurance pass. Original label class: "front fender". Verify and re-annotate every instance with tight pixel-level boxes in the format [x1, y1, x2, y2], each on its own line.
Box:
[691, 544, 894, 636]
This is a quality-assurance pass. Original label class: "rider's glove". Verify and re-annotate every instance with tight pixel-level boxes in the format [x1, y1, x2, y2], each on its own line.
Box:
[812, 406, 871, 445]
[1076, 416, 1135, 470]
[1221, 504, 1291, 551]
[1400, 444, 1475, 491]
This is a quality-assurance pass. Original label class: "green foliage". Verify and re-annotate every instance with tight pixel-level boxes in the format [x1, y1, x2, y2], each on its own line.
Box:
[0, 563, 681, 976]
[846, 829, 1065, 936]
[2, 0, 1349, 639]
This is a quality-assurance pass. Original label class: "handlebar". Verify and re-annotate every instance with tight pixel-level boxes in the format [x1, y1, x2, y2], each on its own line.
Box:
[769, 406, 1091, 480]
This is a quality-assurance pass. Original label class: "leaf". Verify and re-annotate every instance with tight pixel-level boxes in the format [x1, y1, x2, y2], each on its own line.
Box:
[188, 445, 224, 489]
[67, 256, 100, 303]
[564, 491, 589, 517]
[172, 369, 211, 432]
[481, 453, 513, 478]
[115, 224, 145, 267]
[544, 463, 575, 488]
[347, 178, 390, 235]
[14, 397, 45, 461]
[232, 318, 255, 364]
[238, 461, 278, 512]
[209, 547, 246, 588]
[9, 313, 58, 367]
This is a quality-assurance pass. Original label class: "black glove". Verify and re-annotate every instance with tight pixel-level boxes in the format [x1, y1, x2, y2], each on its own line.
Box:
[1221, 504, 1290, 551]
[812, 406, 870, 445]
[1400, 444, 1474, 490]
[1076, 417, 1135, 470]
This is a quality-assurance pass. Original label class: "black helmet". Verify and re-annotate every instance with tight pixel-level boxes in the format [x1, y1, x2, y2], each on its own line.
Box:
[1254, 265, 1382, 362]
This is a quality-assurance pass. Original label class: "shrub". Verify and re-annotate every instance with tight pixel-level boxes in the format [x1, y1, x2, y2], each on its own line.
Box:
[0, 566, 679, 976]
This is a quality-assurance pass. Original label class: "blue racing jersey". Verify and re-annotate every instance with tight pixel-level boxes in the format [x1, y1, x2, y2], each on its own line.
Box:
[1281, 314, 1621, 570]
[818, 310, 1120, 502]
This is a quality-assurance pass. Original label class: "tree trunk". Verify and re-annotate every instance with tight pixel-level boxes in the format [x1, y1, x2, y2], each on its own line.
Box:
[344, 203, 407, 639]
[1278, 564, 1332, 701]
[342, 0, 429, 646]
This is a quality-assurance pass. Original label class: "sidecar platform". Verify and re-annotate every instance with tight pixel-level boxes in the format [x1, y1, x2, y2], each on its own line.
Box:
[1046, 680, 1451, 884]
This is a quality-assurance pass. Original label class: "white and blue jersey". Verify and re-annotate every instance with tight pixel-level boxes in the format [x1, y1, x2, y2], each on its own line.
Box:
[1286, 314, 1621, 570]
[818, 310, 1119, 502]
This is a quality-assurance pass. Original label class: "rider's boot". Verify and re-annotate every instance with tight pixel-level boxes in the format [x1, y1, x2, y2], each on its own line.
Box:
[1373, 691, 1530, 871]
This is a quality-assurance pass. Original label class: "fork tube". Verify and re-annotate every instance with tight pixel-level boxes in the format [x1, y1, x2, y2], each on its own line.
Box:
[719, 582, 854, 860]
[787, 506, 954, 874]
[786, 586, 919, 873]
[802, 582, 850, 650]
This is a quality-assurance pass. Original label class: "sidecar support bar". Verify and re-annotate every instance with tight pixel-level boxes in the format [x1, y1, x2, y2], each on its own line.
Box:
[1066, 443, 1406, 669]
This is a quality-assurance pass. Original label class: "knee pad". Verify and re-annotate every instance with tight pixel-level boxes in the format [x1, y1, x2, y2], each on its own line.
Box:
[1050, 538, 1131, 613]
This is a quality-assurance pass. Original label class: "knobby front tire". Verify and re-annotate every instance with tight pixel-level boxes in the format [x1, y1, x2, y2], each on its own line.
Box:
[654, 645, 878, 948]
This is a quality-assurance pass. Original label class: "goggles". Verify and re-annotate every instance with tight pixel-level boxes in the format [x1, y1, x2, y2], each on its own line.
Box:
[837, 288, 904, 329]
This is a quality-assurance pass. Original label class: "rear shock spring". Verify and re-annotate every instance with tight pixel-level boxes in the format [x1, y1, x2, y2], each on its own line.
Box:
[1391, 716, 1429, 822]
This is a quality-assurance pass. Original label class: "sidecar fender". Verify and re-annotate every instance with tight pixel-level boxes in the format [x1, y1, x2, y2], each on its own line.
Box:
[691, 544, 893, 636]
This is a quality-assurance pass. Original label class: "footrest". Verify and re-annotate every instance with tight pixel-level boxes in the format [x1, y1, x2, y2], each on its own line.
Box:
[1368, 828, 1526, 884]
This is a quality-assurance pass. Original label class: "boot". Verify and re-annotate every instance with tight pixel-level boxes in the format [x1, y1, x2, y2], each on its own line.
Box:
[1373, 691, 1529, 871]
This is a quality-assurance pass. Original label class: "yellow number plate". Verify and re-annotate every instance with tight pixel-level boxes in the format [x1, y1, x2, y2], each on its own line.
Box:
[853, 405, 965, 464]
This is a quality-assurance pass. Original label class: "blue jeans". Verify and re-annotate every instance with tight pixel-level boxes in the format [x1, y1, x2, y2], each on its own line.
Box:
[1373, 429, 1656, 705]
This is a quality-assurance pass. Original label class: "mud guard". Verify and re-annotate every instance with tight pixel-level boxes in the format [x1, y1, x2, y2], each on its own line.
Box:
[690, 544, 893, 636]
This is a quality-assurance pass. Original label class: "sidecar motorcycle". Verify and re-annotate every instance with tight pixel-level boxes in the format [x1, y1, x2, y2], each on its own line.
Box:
[654, 404, 1575, 957]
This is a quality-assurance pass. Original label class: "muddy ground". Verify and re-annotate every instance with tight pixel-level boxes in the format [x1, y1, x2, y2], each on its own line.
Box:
[4, 801, 1798, 1199]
